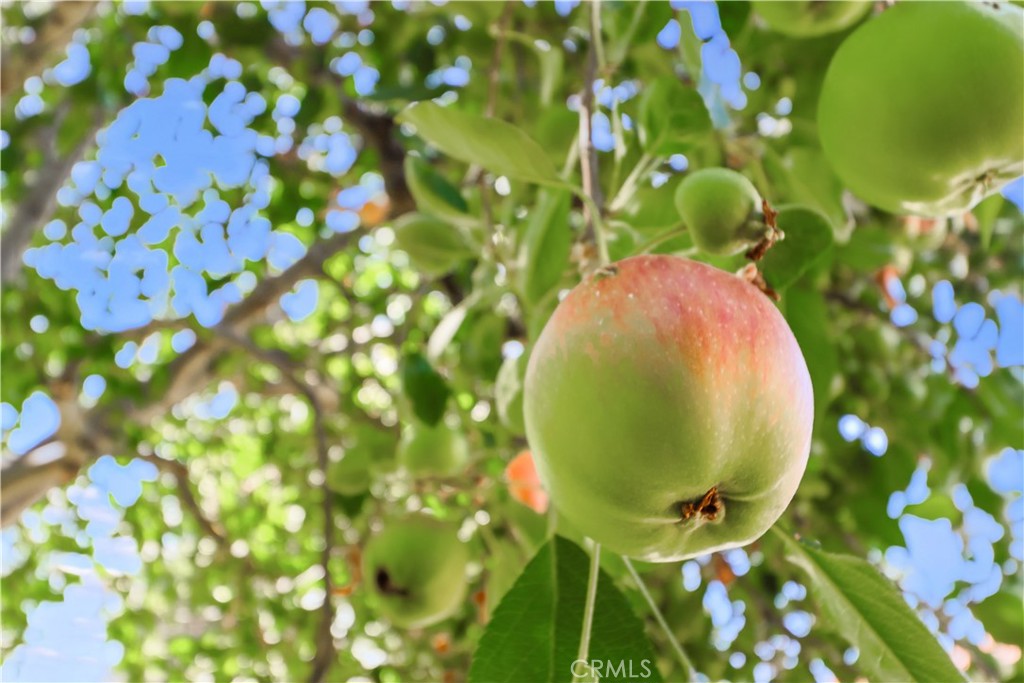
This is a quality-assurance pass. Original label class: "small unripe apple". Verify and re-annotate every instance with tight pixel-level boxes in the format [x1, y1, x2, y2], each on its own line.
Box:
[674, 168, 769, 256]
[361, 515, 469, 628]
[504, 450, 549, 514]
[524, 255, 813, 561]
[756, 1, 872, 38]
[398, 421, 469, 477]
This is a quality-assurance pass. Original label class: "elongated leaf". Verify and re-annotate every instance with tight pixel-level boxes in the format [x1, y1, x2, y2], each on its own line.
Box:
[760, 205, 834, 291]
[518, 189, 573, 304]
[784, 287, 838, 418]
[469, 536, 662, 683]
[765, 147, 849, 234]
[392, 213, 472, 277]
[774, 528, 966, 683]
[398, 102, 566, 188]
[972, 193, 1004, 250]
[400, 353, 449, 426]
[404, 155, 476, 228]
[502, 31, 564, 106]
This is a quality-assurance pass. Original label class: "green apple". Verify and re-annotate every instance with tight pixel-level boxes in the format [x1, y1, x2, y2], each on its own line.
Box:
[674, 168, 769, 255]
[398, 420, 469, 477]
[362, 515, 469, 628]
[818, 1, 1024, 216]
[524, 255, 813, 561]
[757, 1, 872, 38]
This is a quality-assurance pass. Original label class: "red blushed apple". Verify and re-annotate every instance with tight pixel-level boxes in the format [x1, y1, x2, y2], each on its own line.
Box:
[505, 450, 549, 514]
[524, 255, 813, 562]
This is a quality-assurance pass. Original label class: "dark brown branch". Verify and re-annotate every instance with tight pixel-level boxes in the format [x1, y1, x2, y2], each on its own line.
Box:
[576, 3, 604, 266]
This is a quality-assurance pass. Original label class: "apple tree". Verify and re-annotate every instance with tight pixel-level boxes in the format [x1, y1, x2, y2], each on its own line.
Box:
[1, 2, 1022, 682]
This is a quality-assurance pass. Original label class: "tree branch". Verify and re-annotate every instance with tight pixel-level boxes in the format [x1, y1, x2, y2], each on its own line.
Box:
[576, 1, 608, 268]
[1, 109, 103, 283]
[0, 97, 415, 527]
[0, 1, 98, 97]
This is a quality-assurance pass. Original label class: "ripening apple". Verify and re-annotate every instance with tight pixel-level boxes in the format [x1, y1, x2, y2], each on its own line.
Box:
[524, 255, 813, 561]
[397, 420, 469, 477]
[362, 515, 469, 628]
[505, 450, 549, 514]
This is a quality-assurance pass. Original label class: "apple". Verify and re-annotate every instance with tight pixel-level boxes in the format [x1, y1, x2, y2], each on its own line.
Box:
[674, 168, 769, 256]
[398, 420, 469, 477]
[362, 515, 469, 628]
[524, 255, 813, 561]
[504, 450, 549, 514]
[818, 1, 1024, 216]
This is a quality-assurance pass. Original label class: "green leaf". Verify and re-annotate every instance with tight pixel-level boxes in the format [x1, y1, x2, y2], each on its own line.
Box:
[404, 155, 475, 228]
[835, 223, 897, 270]
[637, 76, 711, 154]
[495, 352, 527, 435]
[400, 352, 450, 426]
[518, 189, 573, 304]
[972, 193, 1004, 250]
[760, 205, 834, 292]
[784, 287, 838, 418]
[469, 536, 662, 683]
[617, 175, 684, 235]
[398, 102, 567, 188]
[392, 213, 472, 276]
[774, 528, 966, 683]
[765, 146, 849, 235]
[503, 31, 564, 106]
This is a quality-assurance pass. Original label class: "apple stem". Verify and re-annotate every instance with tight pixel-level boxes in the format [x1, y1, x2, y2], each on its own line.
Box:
[623, 557, 698, 681]
[573, 540, 602, 682]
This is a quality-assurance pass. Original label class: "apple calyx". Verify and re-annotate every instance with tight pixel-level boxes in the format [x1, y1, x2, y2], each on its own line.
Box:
[376, 569, 411, 597]
[680, 486, 723, 524]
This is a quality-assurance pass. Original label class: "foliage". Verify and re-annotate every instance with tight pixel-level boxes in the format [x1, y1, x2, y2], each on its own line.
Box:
[1, 2, 1022, 682]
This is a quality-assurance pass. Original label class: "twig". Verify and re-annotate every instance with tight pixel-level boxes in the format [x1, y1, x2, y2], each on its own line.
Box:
[573, 541, 602, 682]
[486, 1, 515, 119]
[623, 558, 698, 680]
[209, 331, 338, 682]
[137, 452, 270, 648]
[577, 1, 608, 268]
[137, 454, 229, 546]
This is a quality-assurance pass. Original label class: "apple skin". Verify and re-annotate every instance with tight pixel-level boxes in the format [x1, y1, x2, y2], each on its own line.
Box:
[524, 255, 813, 562]
[818, 1, 1024, 216]
[361, 515, 469, 628]
[397, 421, 469, 477]
[505, 450, 549, 514]
[756, 1, 872, 38]
[674, 168, 767, 256]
